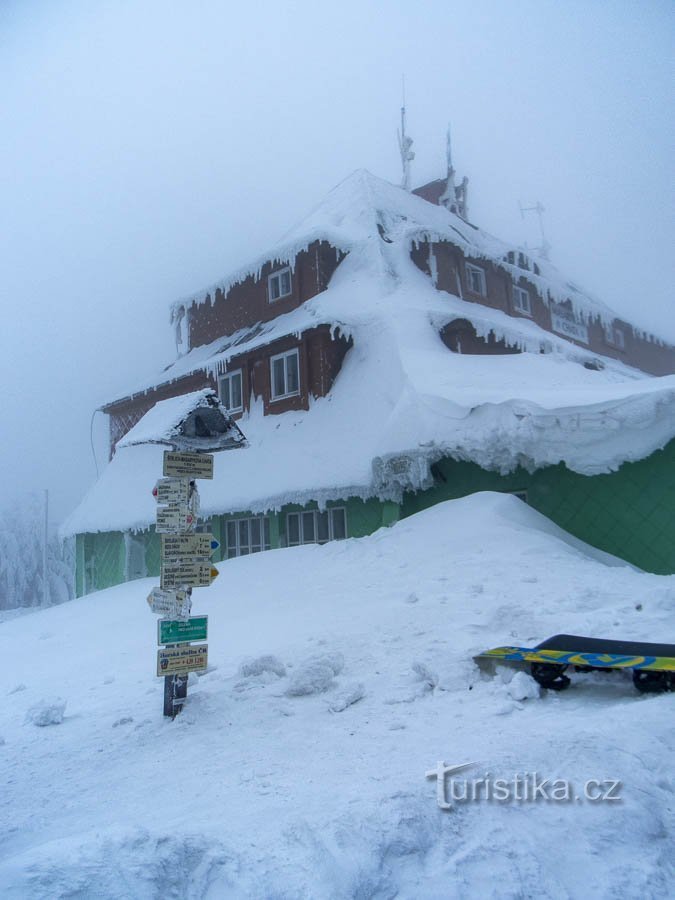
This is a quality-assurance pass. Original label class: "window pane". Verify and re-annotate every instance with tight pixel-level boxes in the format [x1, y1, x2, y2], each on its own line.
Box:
[231, 373, 242, 409]
[250, 518, 261, 546]
[220, 378, 231, 409]
[272, 357, 286, 397]
[239, 519, 249, 550]
[281, 270, 291, 295]
[331, 508, 346, 540]
[263, 517, 270, 548]
[302, 511, 315, 543]
[316, 511, 329, 543]
[270, 275, 279, 301]
[286, 353, 299, 394]
[226, 521, 237, 552]
[287, 513, 299, 545]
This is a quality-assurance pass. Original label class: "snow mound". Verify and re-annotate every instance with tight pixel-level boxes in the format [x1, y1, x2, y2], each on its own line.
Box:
[25, 698, 66, 727]
[286, 652, 344, 696]
[328, 682, 365, 713]
[238, 654, 287, 679]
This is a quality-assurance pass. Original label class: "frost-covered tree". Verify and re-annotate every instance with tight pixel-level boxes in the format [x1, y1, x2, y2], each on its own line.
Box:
[0, 492, 74, 610]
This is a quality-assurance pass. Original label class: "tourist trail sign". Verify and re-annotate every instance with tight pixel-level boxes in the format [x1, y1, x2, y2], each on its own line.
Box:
[158, 616, 208, 646]
[157, 643, 208, 677]
[147, 588, 190, 619]
[160, 533, 219, 560]
[163, 451, 214, 479]
[160, 562, 219, 590]
[155, 505, 196, 534]
[153, 477, 190, 505]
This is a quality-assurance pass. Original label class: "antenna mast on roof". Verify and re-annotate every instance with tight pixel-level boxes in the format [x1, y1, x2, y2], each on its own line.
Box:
[519, 200, 551, 260]
[397, 76, 415, 191]
[439, 123, 469, 220]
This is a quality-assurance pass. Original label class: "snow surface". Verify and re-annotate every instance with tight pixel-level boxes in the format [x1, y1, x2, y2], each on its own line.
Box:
[4, 494, 675, 897]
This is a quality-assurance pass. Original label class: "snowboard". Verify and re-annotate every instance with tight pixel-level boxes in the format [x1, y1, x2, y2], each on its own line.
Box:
[474, 633, 675, 692]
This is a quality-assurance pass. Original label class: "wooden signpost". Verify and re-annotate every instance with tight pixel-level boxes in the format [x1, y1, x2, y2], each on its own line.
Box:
[140, 392, 246, 720]
[149, 449, 220, 718]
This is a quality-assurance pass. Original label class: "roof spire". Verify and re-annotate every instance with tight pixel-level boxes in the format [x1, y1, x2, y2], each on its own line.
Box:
[397, 76, 415, 191]
[439, 123, 469, 220]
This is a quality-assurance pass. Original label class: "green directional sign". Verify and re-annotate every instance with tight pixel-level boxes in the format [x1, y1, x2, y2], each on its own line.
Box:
[158, 616, 208, 646]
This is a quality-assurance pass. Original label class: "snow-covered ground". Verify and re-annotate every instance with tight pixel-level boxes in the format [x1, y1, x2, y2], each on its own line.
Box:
[2, 493, 674, 898]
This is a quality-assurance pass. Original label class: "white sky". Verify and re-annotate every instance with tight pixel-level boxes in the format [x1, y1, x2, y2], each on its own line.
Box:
[1, 0, 673, 522]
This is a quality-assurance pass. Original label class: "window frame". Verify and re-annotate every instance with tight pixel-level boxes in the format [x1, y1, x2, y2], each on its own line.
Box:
[224, 515, 271, 558]
[286, 507, 347, 547]
[269, 348, 300, 401]
[512, 285, 532, 316]
[465, 262, 487, 297]
[218, 368, 244, 414]
[267, 266, 293, 303]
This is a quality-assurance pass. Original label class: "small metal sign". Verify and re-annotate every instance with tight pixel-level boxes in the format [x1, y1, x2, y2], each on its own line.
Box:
[160, 561, 219, 590]
[153, 477, 190, 505]
[161, 533, 219, 560]
[157, 643, 208, 677]
[163, 451, 214, 480]
[158, 616, 208, 646]
[147, 588, 190, 618]
[156, 505, 196, 534]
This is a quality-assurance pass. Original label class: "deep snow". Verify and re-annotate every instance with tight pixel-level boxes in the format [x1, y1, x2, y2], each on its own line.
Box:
[3, 493, 675, 898]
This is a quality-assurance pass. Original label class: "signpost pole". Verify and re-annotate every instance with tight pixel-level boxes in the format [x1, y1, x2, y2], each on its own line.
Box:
[142, 392, 246, 721]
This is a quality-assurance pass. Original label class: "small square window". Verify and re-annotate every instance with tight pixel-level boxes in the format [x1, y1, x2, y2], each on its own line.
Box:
[465, 263, 487, 297]
[268, 267, 293, 302]
[270, 349, 300, 400]
[513, 286, 532, 316]
[218, 369, 243, 412]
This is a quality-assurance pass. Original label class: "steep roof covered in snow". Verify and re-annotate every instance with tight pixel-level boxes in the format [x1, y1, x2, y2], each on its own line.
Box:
[105, 169, 662, 407]
[63, 235, 675, 536]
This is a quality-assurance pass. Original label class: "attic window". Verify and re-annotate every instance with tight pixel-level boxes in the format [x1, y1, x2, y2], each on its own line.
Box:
[512, 286, 532, 316]
[465, 263, 487, 297]
[604, 325, 625, 350]
[268, 267, 292, 303]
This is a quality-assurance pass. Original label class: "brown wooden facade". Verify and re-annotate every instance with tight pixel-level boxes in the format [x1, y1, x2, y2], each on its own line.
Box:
[105, 326, 352, 455]
[186, 241, 343, 351]
[410, 240, 675, 375]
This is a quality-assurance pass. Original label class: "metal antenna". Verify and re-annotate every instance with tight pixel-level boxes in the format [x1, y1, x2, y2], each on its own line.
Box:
[397, 75, 414, 191]
[519, 200, 551, 260]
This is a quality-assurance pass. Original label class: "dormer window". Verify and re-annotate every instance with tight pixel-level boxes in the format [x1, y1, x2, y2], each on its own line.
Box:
[604, 325, 625, 350]
[268, 267, 292, 302]
[513, 286, 532, 316]
[465, 263, 487, 297]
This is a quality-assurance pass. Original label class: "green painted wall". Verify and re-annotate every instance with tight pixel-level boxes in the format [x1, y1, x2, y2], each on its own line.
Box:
[75, 441, 675, 596]
[79, 530, 126, 595]
[401, 440, 675, 575]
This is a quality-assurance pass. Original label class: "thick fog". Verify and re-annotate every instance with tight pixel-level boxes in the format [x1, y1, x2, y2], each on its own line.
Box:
[1, 0, 673, 524]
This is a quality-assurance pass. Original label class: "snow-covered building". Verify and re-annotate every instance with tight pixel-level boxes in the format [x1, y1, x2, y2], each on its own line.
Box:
[63, 168, 675, 593]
